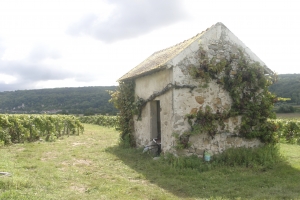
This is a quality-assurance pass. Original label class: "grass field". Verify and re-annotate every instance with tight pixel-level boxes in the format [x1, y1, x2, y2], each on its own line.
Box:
[1, 124, 300, 200]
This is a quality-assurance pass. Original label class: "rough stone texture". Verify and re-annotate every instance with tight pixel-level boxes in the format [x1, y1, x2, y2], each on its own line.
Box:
[168, 23, 263, 156]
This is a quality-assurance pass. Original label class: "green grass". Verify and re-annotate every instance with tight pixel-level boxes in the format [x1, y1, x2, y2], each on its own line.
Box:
[1, 124, 300, 199]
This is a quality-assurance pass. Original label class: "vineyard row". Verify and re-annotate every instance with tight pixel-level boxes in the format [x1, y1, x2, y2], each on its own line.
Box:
[0, 114, 84, 146]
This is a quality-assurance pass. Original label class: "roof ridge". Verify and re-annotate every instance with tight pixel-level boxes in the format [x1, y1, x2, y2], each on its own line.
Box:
[118, 22, 222, 81]
[150, 22, 220, 58]
[151, 29, 208, 56]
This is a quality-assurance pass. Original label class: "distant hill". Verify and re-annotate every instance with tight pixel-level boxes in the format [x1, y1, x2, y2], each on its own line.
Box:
[0, 86, 118, 115]
[269, 74, 300, 104]
[2, 74, 298, 115]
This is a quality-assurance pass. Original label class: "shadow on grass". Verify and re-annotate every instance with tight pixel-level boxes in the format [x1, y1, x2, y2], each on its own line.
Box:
[105, 145, 300, 199]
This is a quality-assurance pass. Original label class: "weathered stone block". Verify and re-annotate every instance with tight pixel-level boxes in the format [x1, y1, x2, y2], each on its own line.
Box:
[213, 97, 222, 108]
[214, 97, 221, 104]
[211, 144, 219, 151]
[208, 49, 216, 56]
[195, 88, 204, 93]
[174, 114, 181, 122]
[188, 147, 196, 153]
[195, 96, 205, 104]
[190, 108, 198, 115]
[226, 137, 235, 144]
[176, 149, 188, 156]
[230, 70, 237, 75]
[235, 139, 243, 146]
[224, 103, 230, 110]
[208, 44, 218, 50]
[196, 149, 204, 155]
[230, 46, 238, 54]
[232, 117, 239, 124]
[173, 121, 184, 129]
[203, 138, 210, 145]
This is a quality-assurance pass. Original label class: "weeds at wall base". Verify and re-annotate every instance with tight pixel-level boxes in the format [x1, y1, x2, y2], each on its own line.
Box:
[162, 144, 283, 172]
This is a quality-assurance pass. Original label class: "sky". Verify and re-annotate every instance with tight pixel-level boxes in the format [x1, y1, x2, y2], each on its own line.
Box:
[0, 0, 299, 92]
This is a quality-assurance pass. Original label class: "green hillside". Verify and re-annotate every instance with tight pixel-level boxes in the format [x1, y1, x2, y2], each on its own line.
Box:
[0, 86, 118, 115]
[269, 74, 300, 104]
[0, 74, 298, 115]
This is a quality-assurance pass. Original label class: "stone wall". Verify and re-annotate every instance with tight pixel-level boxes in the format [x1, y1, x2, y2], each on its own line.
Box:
[133, 69, 173, 150]
[166, 22, 262, 156]
[132, 23, 265, 156]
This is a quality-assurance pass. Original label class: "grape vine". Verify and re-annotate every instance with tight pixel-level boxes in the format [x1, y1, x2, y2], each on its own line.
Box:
[0, 114, 84, 145]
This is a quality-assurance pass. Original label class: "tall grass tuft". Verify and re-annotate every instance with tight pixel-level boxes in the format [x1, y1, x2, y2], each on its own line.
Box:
[213, 144, 283, 168]
[163, 145, 283, 172]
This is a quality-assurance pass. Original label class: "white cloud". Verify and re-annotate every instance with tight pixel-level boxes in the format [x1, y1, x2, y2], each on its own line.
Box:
[67, 0, 188, 43]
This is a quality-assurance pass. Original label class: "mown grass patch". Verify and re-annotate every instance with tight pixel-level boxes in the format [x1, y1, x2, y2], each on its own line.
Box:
[107, 143, 300, 199]
[0, 124, 300, 199]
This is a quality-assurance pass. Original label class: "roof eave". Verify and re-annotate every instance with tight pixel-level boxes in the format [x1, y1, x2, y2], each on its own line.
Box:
[118, 65, 168, 82]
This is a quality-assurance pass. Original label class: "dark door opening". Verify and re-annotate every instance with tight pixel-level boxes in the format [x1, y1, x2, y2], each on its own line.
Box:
[150, 100, 161, 139]
[156, 101, 161, 139]
[150, 100, 162, 155]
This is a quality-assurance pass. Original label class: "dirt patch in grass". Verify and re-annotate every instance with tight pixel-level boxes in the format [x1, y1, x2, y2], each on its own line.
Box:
[72, 159, 92, 166]
[60, 159, 92, 167]
[16, 147, 25, 152]
[70, 185, 87, 193]
[41, 151, 58, 161]
[72, 142, 86, 146]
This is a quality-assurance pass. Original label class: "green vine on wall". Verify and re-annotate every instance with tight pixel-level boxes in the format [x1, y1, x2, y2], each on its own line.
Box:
[186, 49, 278, 144]
[109, 81, 196, 146]
[135, 83, 196, 120]
[109, 80, 136, 147]
[186, 106, 229, 139]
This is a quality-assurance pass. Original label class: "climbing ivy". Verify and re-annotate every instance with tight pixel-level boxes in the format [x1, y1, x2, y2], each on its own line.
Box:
[186, 106, 229, 139]
[186, 49, 278, 144]
[109, 80, 136, 147]
[135, 83, 196, 120]
[112, 48, 278, 148]
[110, 81, 196, 146]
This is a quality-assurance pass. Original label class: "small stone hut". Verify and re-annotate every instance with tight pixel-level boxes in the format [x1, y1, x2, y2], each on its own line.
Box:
[118, 22, 274, 157]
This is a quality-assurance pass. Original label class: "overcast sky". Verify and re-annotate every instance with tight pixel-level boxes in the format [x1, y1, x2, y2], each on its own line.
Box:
[0, 0, 299, 92]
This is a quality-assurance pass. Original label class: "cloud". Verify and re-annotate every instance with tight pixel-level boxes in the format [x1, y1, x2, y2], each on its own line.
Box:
[0, 60, 74, 86]
[67, 0, 188, 43]
[0, 44, 76, 91]
[0, 81, 35, 91]
[0, 41, 110, 92]
[28, 45, 62, 62]
[0, 38, 6, 57]
[0, 44, 67, 82]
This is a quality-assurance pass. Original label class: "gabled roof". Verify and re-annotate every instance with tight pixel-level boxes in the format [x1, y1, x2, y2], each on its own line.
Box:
[118, 22, 273, 81]
[118, 26, 211, 81]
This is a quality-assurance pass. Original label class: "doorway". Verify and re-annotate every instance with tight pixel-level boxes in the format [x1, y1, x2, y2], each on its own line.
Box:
[150, 100, 161, 140]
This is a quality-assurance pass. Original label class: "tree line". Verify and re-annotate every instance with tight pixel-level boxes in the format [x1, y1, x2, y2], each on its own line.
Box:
[0, 86, 118, 115]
